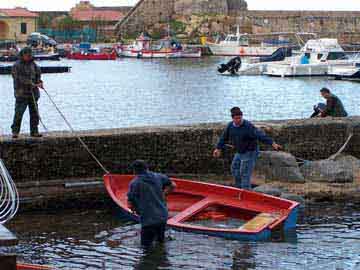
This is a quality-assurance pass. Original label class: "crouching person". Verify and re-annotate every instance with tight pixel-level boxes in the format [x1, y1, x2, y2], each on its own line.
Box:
[127, 160, 176, 250]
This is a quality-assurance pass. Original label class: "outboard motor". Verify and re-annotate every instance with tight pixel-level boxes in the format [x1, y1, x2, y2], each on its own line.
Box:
[218, 56, 242, 74]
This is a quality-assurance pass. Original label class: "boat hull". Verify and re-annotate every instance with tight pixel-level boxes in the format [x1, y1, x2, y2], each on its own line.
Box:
[67, 52, 117, 60]
[104, 174, 299, 241]
[17, 263, 53, 270]
[207, 43, 278, 57]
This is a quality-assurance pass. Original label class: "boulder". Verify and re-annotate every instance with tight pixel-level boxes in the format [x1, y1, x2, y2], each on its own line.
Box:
[334, 154, 360, 175]
[300, 159, 354, 183]
[255, 151, 305, 183]
[253, 185, 282, 197]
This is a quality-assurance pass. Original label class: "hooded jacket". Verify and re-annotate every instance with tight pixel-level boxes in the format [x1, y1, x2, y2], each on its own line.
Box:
[127, 171, 172, 227]
[11, 47, 42, 99]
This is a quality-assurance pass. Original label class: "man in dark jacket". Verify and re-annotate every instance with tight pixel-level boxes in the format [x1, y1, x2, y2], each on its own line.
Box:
[213, 107, 281, 190]
[11, 47, 43, 138]
[127, 160, 176, 249]
[319, 87, 348, 117]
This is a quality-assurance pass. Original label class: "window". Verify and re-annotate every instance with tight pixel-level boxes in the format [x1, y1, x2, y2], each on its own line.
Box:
[20, 23, 27, 34]
[317, 54, 323, 60]
[327, 52, 348, 60]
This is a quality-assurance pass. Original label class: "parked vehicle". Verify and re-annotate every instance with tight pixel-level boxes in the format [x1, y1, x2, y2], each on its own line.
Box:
[27, 32, 57, 47]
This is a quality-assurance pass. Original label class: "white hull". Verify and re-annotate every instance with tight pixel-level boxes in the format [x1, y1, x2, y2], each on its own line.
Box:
[207, 43, 278, 57]
[265, 61, 354, 77]
[121, 49, 201, 58]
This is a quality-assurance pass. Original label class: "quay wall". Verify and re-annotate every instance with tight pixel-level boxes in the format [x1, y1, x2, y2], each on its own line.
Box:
[0, 117, 360, 209]
[1, 117, 360, 183]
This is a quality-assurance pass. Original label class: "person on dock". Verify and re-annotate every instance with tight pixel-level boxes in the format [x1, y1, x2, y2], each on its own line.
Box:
[11, 47, 43, 139]
[213, 107, 281, 190]
[127, 160, 176, 249]
[315, 88, 348, 118]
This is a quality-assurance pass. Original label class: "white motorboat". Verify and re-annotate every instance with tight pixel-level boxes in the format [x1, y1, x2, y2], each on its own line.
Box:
[207, 27, 282, 57]
[264, 38, 356, 77]
[329, 63, 360, 81]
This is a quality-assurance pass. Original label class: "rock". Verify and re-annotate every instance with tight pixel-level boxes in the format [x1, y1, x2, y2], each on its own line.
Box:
[334, 154, 360, 174]
[280, 193, 306, 205]
[255, 151, 305, 183]
[300, 159, 354, 183]
[253, 185, 282, 197]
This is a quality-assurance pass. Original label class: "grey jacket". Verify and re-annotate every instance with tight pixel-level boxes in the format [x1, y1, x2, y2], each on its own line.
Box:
[12, 59, 41, 99]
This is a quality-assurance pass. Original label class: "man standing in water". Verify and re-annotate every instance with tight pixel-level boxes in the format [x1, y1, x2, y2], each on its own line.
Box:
[127, 160, 176, 249]
[213, 107, 281, 190]
[11, 47, 43, 138]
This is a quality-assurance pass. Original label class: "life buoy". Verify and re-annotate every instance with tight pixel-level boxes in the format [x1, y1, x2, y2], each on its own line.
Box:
[240, 48, 245, 55]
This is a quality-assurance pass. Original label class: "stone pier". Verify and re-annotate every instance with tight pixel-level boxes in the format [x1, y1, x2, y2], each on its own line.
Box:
[0, 117, 359, 209]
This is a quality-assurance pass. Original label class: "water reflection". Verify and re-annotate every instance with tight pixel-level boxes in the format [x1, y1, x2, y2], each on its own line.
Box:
[232, 244, 256, 270]
[133, 245, 169, 270]
[6, 203, 360, 269]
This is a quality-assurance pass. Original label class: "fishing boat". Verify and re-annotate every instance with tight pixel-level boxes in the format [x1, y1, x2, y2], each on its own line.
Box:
[104, 174, 299, 241]
[67, 42, 117, 60]
[17, 263, 53, 270]
[265, 38, 358, 77]
[207, 27, 280, 57]
[121, 33, 201, 58]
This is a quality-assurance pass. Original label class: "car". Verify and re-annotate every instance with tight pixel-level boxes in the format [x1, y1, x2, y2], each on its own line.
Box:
[26, 33, 57, 47]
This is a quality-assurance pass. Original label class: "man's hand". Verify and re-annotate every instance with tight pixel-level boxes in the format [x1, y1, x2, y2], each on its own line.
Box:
[36, 82, 44, 89]
[128, 201, 136, 213]
[272, 143, 282, 151]
[213, 149, 222, 158]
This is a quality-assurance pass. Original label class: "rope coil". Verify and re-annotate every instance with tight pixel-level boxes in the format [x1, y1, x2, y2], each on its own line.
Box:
[0, 159, 19, 224]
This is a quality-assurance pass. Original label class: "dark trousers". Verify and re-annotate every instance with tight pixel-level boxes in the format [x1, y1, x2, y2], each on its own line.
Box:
[141, 223, 166, 249]
[11, 97, 40, 134]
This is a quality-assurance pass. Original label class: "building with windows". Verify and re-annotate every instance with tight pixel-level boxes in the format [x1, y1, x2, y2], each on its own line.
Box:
[0, 7, 38, 42]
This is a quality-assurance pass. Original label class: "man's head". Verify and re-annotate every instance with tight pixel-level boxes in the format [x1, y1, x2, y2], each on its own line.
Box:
[230, 107, 243, 126]
[19, 47, 33, 62]
[320, 87, 331, 99]
[131, 160, 148, 175]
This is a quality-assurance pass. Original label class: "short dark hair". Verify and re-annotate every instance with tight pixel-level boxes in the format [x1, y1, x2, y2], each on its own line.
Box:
[230, 107, 243, 117]
[320, 87, 331, 94]
[131, 160, 148, 174]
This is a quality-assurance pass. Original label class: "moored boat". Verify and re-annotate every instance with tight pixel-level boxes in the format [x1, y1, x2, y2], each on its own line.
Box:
[104, 174, 299, 241]
[121, 33, 201, 58]
[265, 38, 356, 77]
[67, 42, 117, 60]
[17, 263, 53, 270]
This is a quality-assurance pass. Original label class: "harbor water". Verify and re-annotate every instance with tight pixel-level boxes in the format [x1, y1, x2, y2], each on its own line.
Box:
[1, 57, 360, 135]
[7, 203, 360, 269]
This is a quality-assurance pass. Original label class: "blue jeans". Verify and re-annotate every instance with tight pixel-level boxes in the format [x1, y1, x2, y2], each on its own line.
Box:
[231, 150, 259, 190]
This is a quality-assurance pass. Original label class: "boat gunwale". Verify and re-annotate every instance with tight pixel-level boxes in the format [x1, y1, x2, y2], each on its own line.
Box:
[103, 174, 299, 236]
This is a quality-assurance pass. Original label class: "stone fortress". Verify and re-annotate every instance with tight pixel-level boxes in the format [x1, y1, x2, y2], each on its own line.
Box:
[117, 0, 360, 45]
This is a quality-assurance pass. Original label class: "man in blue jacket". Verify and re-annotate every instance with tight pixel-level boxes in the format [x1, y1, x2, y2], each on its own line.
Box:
[213, 107, 281, 190]
[127, 160, 176, 249]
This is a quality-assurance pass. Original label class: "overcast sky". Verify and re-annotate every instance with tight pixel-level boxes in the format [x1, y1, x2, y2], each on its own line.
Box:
[0, 0, 359, 11]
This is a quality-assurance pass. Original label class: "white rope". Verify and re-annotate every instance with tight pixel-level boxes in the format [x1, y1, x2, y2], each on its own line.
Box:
[0, 159, 19, 224]
[32, 89, 110, 174]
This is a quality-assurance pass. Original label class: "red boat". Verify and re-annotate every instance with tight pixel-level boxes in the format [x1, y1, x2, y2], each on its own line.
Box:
[67, 50, 117, 60]
[17, 263, 53, 270]
[104, 174, 299, 241]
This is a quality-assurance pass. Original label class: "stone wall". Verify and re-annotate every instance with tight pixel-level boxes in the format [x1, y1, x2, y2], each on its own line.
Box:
[1, 117, 359, 184]
[117, 0, 175, 38]
[118, 5, 360, 43]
